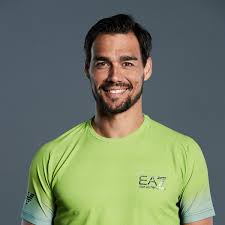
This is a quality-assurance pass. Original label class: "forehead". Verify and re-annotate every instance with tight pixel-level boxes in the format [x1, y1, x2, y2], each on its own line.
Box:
[91, 32, 141, 59]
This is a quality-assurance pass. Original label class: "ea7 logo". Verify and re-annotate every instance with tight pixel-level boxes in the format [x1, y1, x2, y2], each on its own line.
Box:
[138, 176, 167, 191]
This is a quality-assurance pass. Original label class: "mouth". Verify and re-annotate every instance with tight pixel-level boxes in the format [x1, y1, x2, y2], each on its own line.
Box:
[102, 87, 130, 98]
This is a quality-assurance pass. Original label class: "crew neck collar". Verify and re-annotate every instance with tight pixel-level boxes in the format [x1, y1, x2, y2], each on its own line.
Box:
[87, 113, 151, 143]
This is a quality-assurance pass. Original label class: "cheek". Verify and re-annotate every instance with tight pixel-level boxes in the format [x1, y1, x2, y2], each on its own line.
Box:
[131, 75, 144, 90]
[91, 67, 109, 79]
[90, 70, 107, 83]
[90, 77, 102, 92]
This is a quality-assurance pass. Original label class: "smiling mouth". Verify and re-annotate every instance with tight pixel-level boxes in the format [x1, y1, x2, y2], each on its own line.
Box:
[103, 88, 129, 93]
[101, 87, 130, 99]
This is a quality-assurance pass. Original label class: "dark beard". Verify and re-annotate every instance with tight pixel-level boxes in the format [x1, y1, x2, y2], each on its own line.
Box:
[90, 77, 144, 115]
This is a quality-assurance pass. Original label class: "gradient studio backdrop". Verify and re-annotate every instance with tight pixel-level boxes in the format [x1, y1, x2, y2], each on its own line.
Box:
[0, 0, 224, 224]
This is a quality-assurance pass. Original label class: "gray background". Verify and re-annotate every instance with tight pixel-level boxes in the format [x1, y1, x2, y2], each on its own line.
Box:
[0, 0, 224, 224]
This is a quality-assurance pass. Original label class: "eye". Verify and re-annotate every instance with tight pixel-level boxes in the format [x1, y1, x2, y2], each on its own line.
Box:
[95, 61, 109, 69]
[122, 62, 134, 67]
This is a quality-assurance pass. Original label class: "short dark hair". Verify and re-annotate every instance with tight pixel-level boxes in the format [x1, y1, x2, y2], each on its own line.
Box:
[84, 14, 152, 70]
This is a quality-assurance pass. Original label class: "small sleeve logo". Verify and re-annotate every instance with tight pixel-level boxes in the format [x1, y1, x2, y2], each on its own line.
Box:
[25, 192, 35, 205]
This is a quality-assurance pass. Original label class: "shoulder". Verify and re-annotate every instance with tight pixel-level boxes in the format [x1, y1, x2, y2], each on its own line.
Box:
[148, 116, 202, 155]
[30, 119, 88, 167]
[28, 120, 90, 188]
[148, 117, 207, 181]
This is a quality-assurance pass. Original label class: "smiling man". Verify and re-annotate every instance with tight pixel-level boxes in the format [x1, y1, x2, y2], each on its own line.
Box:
[21, 14, 215, 225]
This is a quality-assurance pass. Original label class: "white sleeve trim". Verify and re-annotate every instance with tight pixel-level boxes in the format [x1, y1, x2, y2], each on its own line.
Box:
[21, 210, 53, 225]
[182, 207, 216, 223]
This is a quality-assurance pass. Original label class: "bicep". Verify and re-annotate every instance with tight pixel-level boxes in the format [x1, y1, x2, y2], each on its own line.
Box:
[183, 217, 213, 225]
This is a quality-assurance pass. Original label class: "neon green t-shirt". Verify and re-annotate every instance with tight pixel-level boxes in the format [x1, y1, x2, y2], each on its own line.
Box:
[21, 114, 215, 225]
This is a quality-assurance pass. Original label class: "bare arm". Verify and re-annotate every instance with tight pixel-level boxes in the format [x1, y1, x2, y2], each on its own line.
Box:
[21, 219, 34, 225]
[184, 217, 213, 225]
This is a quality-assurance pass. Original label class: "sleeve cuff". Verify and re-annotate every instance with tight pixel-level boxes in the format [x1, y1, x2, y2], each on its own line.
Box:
[182, 208, 216, 224]
[21, 210, 52, 225]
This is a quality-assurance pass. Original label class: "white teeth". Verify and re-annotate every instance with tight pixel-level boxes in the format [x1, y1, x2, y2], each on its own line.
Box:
[108, 89, 126, 93]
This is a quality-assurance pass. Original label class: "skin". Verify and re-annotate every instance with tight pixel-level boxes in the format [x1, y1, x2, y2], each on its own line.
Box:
[85, 32, 152, 138]
[185, 217, 213, 225]
[85, 32, 213, 225]
[21, 32, 213, 225]
[21, 220, 34, 225]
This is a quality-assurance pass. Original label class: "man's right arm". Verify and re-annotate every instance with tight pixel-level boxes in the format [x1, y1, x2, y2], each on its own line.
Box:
[21, 144, 55, 225]
[21, 219, 34, 225]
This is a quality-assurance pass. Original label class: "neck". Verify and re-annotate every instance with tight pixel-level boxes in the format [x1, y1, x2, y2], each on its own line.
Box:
[91, 99, 144, 138]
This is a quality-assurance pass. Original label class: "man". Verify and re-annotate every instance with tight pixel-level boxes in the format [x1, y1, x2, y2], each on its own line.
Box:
[21, 14, 215, 225]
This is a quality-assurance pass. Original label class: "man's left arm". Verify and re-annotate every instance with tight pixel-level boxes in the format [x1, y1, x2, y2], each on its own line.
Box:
[184, 217, 213, 225]
[179, 136, 215, 224]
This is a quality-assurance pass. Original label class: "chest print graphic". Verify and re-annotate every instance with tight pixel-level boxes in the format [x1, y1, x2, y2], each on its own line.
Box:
[138, 175, 167, 191]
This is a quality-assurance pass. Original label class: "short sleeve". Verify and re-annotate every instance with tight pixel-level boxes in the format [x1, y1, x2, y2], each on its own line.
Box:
[179, 136, 216, 224]
[21, 144, 55, 225]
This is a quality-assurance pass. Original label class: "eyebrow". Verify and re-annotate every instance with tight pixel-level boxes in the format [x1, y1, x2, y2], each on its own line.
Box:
[120, 56, 138, 61]
[93, 55, 138, 62]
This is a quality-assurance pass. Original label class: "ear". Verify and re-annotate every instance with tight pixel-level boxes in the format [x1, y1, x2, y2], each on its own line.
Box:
[143, 57, 152, 81]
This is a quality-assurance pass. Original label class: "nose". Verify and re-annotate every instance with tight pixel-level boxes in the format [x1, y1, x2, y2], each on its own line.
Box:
[107, 63, 123, 82]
